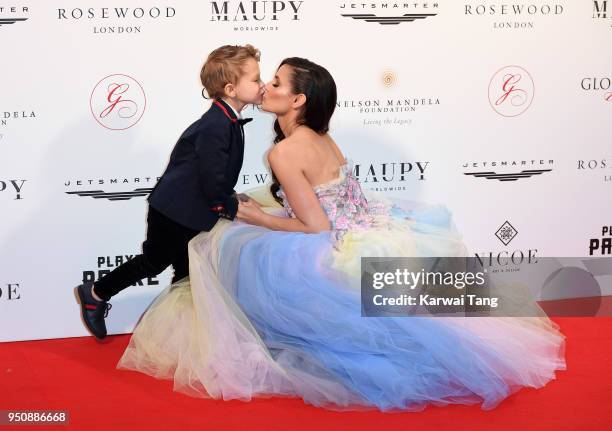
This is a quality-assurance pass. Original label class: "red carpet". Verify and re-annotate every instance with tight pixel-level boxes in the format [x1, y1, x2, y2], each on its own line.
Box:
[1, 317, 611, 431]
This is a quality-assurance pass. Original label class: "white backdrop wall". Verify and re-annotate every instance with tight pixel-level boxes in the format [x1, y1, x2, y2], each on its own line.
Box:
[1, 1, 611, 342]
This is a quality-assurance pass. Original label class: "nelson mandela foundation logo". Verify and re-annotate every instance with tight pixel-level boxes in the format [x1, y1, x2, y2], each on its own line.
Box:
[90, 74, 146, 130]
[0, 6, 29, 30]
[2, 109, 37, 142]
[337, 74, 440, 127]
[381, 70, 397, 87]
[209, 0, 304, 31]
[339, 2, 438, 25]
[65, 176, 160, 201]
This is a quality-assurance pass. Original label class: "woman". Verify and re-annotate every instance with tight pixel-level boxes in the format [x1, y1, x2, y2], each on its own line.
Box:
[117, 58, 566, 412]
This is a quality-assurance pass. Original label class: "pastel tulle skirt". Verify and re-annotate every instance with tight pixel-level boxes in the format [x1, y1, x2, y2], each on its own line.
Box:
[117, 187, 566, 412]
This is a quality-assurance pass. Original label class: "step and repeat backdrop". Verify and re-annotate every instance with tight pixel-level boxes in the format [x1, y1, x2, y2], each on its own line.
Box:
[1, 1, 611, 341]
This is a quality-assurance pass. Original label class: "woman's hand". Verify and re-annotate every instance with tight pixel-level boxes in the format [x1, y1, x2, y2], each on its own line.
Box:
[236, 200, 266, 225]
[247, 197, 263, 209]
[236, 193, 263, 209]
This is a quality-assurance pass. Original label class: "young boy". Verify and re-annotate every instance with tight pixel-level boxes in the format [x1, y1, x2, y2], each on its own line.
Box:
[76, 44, 264, 340]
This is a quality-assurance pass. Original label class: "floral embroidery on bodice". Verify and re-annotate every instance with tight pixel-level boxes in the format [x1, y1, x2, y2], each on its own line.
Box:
[276, 161, 388, 240]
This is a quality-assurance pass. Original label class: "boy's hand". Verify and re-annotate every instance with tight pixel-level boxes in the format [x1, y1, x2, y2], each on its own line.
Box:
[212, 195, 239, 220]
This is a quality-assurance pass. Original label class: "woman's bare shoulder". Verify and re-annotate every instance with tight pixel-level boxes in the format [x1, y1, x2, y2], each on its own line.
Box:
[268, 130, 316, 162]
[267, 137, 302, 167]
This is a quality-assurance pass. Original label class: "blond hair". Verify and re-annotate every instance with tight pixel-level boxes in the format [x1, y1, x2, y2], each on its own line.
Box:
[200, 44, 260, 99]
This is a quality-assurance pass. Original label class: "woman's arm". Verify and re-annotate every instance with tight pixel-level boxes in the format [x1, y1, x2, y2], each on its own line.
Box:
[236, 141, 331, 233]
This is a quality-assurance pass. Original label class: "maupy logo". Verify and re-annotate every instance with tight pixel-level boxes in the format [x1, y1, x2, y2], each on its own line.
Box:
[0, 179, 26, 200]
[488, 65, 535, 117]
[90, 74, 146, 130]
[353, 160, 428, 193]
[592, 0, 612, 25]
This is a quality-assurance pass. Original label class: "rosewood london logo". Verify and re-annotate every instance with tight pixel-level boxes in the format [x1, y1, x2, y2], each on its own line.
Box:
[577, 158, 611, 183]
[56, 6, 176, 34]
[463, 3, 564, 30]
[488, 65, 535, 117]
[90, 74, 146, 130]
[339, 2, 438, 25]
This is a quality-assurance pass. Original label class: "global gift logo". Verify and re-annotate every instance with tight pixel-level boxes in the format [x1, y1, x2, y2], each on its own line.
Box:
[90, 74, 146, 130]
[488, 65, 534, 117]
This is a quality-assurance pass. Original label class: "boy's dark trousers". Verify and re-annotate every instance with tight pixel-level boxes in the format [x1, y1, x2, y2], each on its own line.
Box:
[92, 205, 199, 301]
[92, 98, 248, 302]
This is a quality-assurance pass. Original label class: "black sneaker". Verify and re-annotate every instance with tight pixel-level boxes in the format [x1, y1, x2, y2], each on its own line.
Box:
[75, 282, 112, 340]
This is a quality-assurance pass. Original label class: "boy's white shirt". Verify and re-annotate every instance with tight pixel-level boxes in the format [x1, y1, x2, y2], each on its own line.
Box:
[228, 103, 242, 119]
[222, 98, 243, 119]
[221, 98, 244, 140]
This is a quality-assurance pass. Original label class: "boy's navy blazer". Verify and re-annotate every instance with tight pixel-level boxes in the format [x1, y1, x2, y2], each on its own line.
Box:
[148, 98, 251, 231]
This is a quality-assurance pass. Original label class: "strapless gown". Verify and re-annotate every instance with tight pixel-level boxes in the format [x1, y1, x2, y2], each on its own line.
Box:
[117, 161, 566, 412]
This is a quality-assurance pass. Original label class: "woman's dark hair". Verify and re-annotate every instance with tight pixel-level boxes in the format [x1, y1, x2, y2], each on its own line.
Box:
[269, 57, 337, 204]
